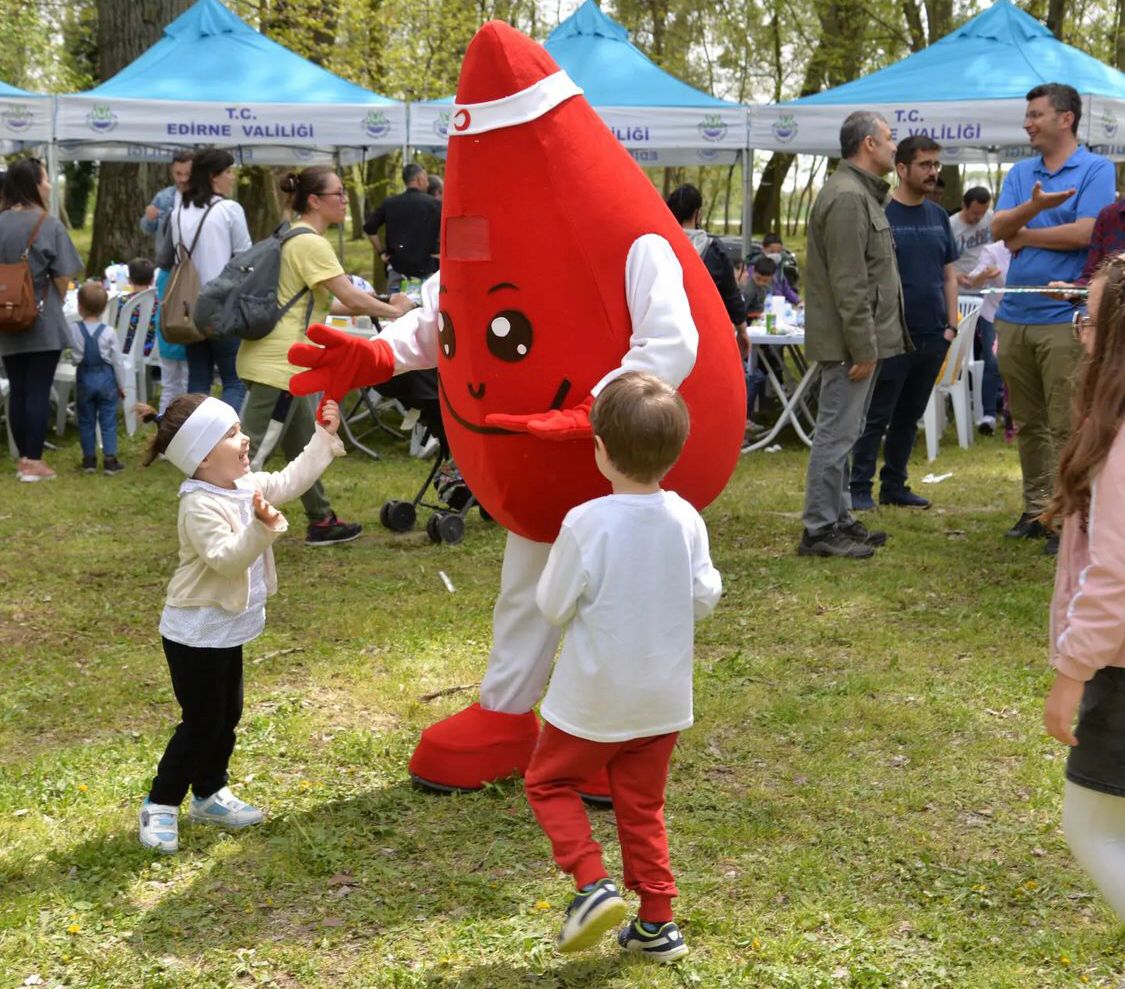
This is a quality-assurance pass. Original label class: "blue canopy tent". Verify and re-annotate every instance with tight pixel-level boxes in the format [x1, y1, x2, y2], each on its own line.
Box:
[0, 80, 52, 153]
[751, 0, 1125, 161]
[409, 0, 748, 168]
[54, 0, 405, 165]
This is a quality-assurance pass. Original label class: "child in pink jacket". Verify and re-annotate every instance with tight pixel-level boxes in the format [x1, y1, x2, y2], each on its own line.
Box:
[1043, 254, 1125, 919]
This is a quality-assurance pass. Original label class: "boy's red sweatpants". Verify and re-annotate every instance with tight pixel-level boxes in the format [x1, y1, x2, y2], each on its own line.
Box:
[524, 721, 679, 924]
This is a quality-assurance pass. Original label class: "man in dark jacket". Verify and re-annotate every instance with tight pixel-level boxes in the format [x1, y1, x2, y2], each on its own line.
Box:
[364, 163, 442, 292]
[798, 110, 911, 559]
[667, 184, 748, 357]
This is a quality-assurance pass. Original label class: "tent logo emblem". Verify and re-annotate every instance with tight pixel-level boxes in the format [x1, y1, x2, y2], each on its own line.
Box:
[772, 114, 798, 144]
[435, 111, 451, 140]
[1103, 110, 1118, 139]
[698, 114, 727, 142]
[698, 149, 721, 162]
[1, 104, 33, 133]
[363, 110, 391, 139]
[86, 104, 118, 134]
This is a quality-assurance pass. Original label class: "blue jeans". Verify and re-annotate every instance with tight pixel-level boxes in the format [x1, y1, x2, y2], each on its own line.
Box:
[2, 350, 59, 459]
[850, 336, 949, 496]
[77, 364, 119, 457]
[745, 359, 766, 417]
[187, 336, 245, 411]
[975, 317, 1001, 420]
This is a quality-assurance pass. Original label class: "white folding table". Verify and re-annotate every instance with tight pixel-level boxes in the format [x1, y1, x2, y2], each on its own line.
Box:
[742, 329, 820, 453]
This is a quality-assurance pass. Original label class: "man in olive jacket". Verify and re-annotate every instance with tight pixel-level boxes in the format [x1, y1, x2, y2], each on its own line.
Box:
[798, 111, 911, 558]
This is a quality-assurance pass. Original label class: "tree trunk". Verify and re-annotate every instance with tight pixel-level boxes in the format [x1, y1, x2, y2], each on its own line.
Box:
[87, 0, 192, 273]
[1046, 0, 1067, 38]
[752, 0, 867, 233]
[241, 166, 281, 242]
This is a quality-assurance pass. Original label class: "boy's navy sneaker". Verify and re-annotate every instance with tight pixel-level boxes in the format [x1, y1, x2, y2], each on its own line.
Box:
[305, 512, 363, 546]
[81, 455, 97, 473]
[618, 918, 690, 963]
[557, 878, 629, 953]
[187, 786, 264, 829]
[103, 456, 125, 475]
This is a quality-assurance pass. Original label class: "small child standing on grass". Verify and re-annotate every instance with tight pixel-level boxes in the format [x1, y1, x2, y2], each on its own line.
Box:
[137, 393, 347, 853]
[68, 280, 126, 474]
[525, 371, 722, 963]
[1043, 255, 1125, 918]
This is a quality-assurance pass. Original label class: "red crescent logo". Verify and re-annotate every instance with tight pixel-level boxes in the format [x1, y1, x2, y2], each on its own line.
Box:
[453, 109, 471, 131]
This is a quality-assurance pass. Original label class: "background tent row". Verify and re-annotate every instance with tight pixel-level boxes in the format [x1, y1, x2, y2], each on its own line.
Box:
[408, 0, 749, 168]
[749, 0, 1125, 162]
[0, 81, 52, 155]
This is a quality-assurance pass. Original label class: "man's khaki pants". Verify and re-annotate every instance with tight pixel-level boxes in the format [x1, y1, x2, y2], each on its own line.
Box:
[995, 320, 1082, 514]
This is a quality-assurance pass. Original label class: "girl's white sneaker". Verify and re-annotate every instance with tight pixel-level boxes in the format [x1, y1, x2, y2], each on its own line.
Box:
[188, 787, 264, 829]
[139, 799, 179, 853]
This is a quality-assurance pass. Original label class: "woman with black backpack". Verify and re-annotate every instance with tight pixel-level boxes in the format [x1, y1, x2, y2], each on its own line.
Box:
[235, 166, 410, 545]
[0, 158, 83, 482]
[170, 148, 251, 411]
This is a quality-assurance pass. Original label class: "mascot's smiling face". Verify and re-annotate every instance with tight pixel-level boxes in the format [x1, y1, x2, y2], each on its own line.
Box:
[432, 20, 744, 545]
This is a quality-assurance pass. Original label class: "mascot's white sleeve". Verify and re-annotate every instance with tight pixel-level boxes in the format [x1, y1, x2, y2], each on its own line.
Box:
[591, 233, 700, 396]
[376, 273, 442, 372]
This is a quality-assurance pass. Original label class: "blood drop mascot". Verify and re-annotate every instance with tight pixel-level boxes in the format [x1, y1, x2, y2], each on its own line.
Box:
[290, 21, 744, 797]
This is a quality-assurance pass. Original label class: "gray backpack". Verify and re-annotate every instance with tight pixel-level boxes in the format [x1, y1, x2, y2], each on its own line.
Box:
[193, 222, 317, 341]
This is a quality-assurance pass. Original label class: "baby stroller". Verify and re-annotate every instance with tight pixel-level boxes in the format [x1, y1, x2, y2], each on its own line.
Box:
[376, 369, 489, 544]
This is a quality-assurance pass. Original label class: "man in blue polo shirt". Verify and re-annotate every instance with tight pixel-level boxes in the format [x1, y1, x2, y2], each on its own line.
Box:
[991, 82, 1115, 554]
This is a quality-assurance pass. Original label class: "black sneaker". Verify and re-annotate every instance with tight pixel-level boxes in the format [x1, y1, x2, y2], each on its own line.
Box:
[977, 417, 996, 436]
[850, 490, 877, 512]
[81, 455, 97, 473]
[839, 519, 888, 547]
[797, 526, 875, 559]
[305, 512, 363, 546]
[617, 917, 689, 963]
[103, 457, 125, 475]
[1005, 512, 1048, 539]
[879, 487, 930, 509]
[557, 879, 628, 953]
[1044, 533, 1060, 556]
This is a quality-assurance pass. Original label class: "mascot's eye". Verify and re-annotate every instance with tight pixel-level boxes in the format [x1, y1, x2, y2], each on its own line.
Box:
[487, 310, 533, 362]
[438, 310, 456, 359]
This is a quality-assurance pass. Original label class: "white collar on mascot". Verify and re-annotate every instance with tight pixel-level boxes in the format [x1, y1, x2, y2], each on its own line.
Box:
[449, 70, 583, 137]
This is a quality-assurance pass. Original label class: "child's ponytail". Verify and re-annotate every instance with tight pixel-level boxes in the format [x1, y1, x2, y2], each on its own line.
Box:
[139, 393, 209, 467]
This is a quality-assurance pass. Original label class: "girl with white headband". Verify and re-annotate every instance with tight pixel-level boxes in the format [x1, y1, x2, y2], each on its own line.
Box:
[136, 392, 347, 853]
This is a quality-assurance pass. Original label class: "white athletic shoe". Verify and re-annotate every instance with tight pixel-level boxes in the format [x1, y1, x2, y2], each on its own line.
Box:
[187, 787, 264, 829]
[139, 799, 180, 853]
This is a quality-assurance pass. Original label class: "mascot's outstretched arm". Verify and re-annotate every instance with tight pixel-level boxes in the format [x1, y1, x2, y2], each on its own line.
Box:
[288, 275, 442, 400]
[483, 234, 699, 440]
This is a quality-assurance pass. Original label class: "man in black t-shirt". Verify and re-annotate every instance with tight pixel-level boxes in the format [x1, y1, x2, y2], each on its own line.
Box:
[850, 135, 960, 511]
[364, 163, 442, 292]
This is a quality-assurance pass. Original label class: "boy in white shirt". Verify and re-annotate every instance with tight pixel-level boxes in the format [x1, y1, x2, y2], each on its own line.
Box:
[525, 371, 722, 963]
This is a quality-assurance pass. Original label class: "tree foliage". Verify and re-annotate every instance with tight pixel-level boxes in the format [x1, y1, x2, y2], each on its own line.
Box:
[2, 0, 1118, 254]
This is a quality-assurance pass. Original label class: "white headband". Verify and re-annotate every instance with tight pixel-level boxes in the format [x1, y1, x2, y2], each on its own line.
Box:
[449, 70, 583, 137]
[165, 397, 240, 476]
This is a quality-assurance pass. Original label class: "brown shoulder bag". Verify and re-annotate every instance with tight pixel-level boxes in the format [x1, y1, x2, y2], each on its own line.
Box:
[0, 211, 49, 333]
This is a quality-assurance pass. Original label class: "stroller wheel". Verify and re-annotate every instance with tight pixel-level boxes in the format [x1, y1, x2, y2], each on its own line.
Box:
[438, 513, 465, 545]
[426, 513, 444, 543]
[382, 499, 417, 532]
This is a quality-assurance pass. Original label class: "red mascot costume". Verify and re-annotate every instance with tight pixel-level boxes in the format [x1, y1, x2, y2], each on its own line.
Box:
[290, 20, 744, 797]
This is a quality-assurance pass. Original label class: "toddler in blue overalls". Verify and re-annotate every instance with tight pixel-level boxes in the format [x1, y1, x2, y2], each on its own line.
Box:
[68, 280, 126, 474]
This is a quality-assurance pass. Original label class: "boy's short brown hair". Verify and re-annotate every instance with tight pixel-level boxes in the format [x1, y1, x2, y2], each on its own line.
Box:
[590, 372, 690, 483]
[77, 280, 108, 318]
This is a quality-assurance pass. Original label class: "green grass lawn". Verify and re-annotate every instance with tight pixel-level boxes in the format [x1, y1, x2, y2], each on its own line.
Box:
[1, 415, 1122, 987]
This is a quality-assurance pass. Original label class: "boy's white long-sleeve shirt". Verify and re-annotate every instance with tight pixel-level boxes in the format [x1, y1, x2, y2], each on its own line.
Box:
[535, 490, 721, 743]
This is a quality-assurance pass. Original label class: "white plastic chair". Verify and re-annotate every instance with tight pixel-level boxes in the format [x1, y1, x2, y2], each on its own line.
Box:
[923, 307, 982, 461]
[115, 289, 157, 436]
